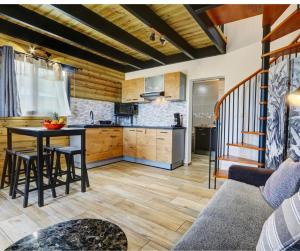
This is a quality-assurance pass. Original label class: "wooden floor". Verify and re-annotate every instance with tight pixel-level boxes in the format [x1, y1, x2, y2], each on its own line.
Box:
[0, 155, 220, 250]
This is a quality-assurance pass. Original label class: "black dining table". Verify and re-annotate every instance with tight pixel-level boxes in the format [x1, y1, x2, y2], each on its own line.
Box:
[6, 127, 87, 207]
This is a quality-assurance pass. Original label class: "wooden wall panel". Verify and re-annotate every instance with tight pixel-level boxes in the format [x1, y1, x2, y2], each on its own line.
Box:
[0, 34, 124, 103]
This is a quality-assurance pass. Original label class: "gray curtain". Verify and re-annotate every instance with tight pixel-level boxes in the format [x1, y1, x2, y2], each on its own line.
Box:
[0, 46, 20, 117]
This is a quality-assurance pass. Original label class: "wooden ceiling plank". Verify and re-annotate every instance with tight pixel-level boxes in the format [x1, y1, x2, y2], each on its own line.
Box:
[122, 4, 196, 59]
[0, 4, 144, 70]
[52, 4, 167, 65]
[185, 5, 226, 54]
[0, 18, 133, 72]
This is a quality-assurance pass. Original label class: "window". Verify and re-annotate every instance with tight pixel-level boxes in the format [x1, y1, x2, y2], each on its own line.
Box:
[15, 54, 71, 117]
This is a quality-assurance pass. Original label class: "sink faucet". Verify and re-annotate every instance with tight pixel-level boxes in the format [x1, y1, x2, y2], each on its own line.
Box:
[90, 111, 94, 124]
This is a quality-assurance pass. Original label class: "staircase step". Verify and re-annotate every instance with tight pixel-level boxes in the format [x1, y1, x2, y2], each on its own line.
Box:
[260, 85, 268, 89]
[259, 101, 268, 105]
[214, 170, 228, 179]
[260, 70, 269, 74]
[259, 117, 268, 120]
[241, 131, 266, 136]
[218, 155, 264, 167]
[227, 143, 265, 151]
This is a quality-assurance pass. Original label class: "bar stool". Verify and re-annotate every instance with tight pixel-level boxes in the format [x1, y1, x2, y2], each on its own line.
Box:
[0, 147, 34, 196]
[54, 147, 89, 195]
[44, 145, 63, 175]
[12, 151, 56, 208]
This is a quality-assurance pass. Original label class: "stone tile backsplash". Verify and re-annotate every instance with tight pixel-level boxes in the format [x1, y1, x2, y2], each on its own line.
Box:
[134, 100, 187, 127]
[68, 97, 187, 127]
[68, 98, 114, 124]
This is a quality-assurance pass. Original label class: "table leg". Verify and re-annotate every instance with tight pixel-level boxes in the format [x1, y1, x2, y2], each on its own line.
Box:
[37, 135, 44, 207]
[46, 137, 50, 147]
[81, 131, 86, 192]
[7, 129, 12, 150]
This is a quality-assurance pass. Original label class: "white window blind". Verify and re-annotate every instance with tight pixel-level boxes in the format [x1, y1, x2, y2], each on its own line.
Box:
[15, 55, 71, 117]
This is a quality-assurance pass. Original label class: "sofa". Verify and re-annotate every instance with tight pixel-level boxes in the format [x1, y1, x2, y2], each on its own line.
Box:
[173, 165, 275, 250]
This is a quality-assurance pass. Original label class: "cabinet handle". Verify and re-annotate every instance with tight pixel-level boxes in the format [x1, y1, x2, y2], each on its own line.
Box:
[159, 131, 169, 134]
[157, 138, 165, 140]
[132, 99, 138, 101]
[136, 130, 143, 132]
[110, 136, 117, 138]
[129, 129, 135, 132]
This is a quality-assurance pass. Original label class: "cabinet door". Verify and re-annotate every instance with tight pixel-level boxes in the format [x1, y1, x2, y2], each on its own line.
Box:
[123, 128, 137, 157]
[110, 128, 123, 158]
[136, 129, 156, 161]
[122, 80, 134, 103]
[164, 72, 186, 101]
[132, 78, 145, 103]
[122, 78, 145, 103]
[156, 130, 172, 163]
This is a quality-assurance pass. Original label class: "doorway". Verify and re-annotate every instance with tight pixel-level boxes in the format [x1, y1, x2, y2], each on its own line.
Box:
[191, 77, 225, 155]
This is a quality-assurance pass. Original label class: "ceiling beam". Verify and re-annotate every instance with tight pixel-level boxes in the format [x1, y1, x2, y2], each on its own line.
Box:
[52, 4, 167, 65]
[0, 4, 143, 70]
[0, 18, 134, 72]
[185, 4, 226, 54]
[189, 4, 222, 14]
[139, 46, 220, 70]
[122, 4, 195, 59]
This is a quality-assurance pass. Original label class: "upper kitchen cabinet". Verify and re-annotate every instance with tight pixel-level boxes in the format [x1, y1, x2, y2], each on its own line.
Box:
[164, 72, 186, 101]
[122, 78, 145, 103]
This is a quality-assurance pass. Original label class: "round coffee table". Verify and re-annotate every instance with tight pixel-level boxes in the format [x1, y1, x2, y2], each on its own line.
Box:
[5, 219, 128, 250]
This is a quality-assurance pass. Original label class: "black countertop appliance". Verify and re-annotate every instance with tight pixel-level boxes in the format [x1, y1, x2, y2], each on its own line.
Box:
[173, 113, 183, 127]
[114, 103, 138, 116]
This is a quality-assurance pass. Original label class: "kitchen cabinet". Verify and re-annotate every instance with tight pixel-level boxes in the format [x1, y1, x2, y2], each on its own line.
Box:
[136, 128, 156, 161]
[71, 126, 185, 170]
[123, 128, 137, 158]
[85, 128, 123, 163]
[164, 72, 186, 101]
[122, 78, 145, 103]
[156, 129, 172, 163]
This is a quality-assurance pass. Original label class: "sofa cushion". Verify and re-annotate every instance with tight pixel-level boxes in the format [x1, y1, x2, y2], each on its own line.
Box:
[173, 180, 273, 251]
[260, 158, 300, 209]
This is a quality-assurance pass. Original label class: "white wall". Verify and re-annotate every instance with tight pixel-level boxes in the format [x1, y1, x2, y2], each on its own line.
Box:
[126, 5, 299, 164]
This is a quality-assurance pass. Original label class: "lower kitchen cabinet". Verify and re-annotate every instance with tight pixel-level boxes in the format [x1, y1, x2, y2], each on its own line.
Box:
[123, 128, 137, 158]
[71, 127, 123, 168]
[136, 128, 156, 161]
[156, 129, 172, 163]
[123, 127, 185, 170]
[71, 126, 185, 170]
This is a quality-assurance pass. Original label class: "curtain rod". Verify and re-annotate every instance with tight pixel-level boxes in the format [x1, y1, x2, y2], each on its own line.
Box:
[13, 50, 81, 71]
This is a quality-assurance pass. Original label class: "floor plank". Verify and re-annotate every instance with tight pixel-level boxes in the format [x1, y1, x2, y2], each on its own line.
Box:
[0, 154, 220, 250]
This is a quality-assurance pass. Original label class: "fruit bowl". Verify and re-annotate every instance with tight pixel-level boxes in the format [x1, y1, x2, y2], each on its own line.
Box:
[43, 122, 65, 130]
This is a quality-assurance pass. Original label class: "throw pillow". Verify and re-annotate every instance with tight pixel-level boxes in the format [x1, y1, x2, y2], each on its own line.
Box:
[260, 158, 300, 209]
[257, 192, 300, 251]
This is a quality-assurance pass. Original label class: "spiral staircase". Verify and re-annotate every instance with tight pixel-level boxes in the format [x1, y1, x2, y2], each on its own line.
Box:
[212, 7, 300, 186]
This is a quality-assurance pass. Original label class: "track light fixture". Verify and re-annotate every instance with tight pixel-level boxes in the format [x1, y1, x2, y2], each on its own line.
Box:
[160, 36, 166, 46]
[149, 31, 155, 41]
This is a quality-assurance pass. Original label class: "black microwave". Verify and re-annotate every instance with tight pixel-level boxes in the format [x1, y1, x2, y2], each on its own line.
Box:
[114, 103, 138, 116]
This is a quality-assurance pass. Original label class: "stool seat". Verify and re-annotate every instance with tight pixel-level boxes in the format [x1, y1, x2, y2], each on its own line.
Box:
[6, 148, 34, 155]
[16, 151, 50, 161]
[56, 147, 82, 155]
[44, 145, 63, 152]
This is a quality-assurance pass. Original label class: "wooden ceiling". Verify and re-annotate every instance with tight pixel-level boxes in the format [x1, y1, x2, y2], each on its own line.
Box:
[0, 4, 226, 72]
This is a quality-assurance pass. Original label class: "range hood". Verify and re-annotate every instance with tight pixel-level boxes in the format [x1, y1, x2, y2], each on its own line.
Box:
[140, 91, 165, 100]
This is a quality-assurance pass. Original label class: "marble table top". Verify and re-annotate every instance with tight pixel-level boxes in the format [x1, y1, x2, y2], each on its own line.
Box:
[5, 219, 128, 251]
